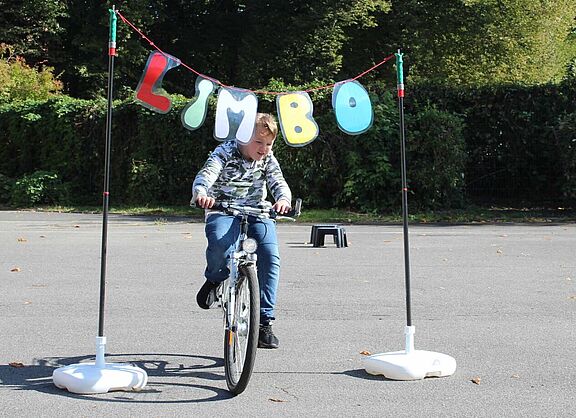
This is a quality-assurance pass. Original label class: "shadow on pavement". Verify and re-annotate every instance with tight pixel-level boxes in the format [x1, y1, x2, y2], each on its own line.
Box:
[0, 353, 235, 402]
[254, 368, 392, 381]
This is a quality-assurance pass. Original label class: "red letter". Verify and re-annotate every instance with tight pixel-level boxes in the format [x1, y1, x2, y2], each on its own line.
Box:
[135, 51, 180, 114]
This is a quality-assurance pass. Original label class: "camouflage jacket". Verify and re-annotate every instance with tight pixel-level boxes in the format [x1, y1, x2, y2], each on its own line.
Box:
[192, 141, 292, 210]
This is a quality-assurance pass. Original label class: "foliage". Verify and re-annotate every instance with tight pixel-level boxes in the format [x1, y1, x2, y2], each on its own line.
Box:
[1, 80, 576, 209]
[352, 0, 576, 86]
[127, 159, 165, 204]
[0, 44, 63, 102]
[0, 95, 105, 203]
[410, 80, 576, 204]
[0, 173, 15, 203]
[0, 1, 574, 99]
[337, 90, 399, 211]
[10, 170, 69, 207]
[556, 112, 576, 203]
[406, 107, 466, 209]
[0, 0, 68, 62]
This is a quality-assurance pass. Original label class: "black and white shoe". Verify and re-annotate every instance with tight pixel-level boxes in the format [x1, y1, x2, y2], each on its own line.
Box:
[258, 324, 279, 349]
[196, 280, 219, 309]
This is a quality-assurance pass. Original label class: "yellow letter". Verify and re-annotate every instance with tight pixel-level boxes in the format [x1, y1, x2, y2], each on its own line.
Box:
[276, 92, 319, 147]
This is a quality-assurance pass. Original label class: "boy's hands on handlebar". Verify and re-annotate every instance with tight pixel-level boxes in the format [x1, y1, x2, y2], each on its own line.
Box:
[196, 195, 216, 209]
[272, 199, 291, 215]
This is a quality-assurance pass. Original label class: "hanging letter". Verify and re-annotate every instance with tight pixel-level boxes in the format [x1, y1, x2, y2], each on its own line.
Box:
[276, 92, 319, 147]
[135, 51, 180, 114]
[332, 80, 373, 135]
[214, 88, 258, 143]
[181, 77, 216, 131]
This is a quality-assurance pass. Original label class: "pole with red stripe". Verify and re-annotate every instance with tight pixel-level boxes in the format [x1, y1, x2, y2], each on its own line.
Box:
[98, 5, 117, 338]
[395, 49, 412, 328]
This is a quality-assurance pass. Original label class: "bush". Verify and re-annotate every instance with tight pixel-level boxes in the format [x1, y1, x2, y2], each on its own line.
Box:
[0, 173, 15, 204]
[406, 106, 466, 209]
[337, 92, 400, 212]
[127, 159, 165, 204]
[10, 171, 69, 207]
[556, 112, 576, 204]
[1, 80, 576, 210]
[410, 81, 576, 204]
[0, 44, 63, 102]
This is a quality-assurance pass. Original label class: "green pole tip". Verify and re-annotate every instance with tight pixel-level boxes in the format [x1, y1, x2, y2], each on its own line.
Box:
[395, 51, 404, 85]
[108, 8, 117, 43]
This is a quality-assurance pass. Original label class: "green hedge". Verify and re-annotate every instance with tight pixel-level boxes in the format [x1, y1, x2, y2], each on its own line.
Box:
[409, 81, 576, 205]
[1, 81, 574, 210]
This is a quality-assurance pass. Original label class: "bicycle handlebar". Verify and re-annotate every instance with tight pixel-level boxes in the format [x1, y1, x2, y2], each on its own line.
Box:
[198, 198, 302, 220]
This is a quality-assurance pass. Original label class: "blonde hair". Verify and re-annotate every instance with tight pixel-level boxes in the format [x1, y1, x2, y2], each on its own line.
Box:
[256, 113, 278, 139]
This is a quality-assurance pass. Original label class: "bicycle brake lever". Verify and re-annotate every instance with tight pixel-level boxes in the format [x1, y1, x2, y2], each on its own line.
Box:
[292, 198, 302, 217]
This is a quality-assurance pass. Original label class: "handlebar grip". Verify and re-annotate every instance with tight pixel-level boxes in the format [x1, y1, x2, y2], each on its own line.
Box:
[279, 198, 302, 218]
[291, 198, 302, 217]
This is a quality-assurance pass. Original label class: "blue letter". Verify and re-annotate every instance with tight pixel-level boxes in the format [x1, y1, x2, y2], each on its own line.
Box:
[332, 80, 373, 135]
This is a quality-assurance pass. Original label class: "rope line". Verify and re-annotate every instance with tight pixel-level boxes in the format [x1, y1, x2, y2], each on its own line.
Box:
[116, 10, 395, 96]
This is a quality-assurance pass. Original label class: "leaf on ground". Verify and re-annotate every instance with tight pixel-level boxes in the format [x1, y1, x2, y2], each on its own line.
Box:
[17, 237, 27, 242]
[360, 350, 371, 356]
[471, 376, 481, 385]
[269, 398, 287, 403]
[511, 374, 520, 379]
[9, 362, 25, 368]
[10, 267, 21, 272]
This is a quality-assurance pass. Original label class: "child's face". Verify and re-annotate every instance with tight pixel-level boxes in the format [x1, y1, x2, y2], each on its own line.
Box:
[240, 126, 275, 161]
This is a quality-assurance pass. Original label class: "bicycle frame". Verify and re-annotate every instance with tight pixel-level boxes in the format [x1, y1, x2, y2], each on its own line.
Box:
[204, 199, 301, 394]
[222, 211, 257, 335]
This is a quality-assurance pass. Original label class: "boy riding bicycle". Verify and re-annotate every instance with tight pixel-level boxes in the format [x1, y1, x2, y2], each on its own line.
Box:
[192, 113, 292, 349]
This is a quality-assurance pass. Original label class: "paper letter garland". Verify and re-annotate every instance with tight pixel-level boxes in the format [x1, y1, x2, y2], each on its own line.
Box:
[276, 92, 319, 147]
[135, 51, 180, 114]
[332, 80, 373, 135]
[181, 76, 216, 131]
[214, 87, 258, 144]
[135, 57, 379, 147]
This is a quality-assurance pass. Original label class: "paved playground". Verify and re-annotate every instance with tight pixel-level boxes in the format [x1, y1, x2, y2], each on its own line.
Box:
[0, 210, 574, 417]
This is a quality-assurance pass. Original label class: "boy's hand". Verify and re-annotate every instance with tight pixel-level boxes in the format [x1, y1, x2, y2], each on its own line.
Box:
[273, 199, 291, 215]
[196, 195, 215, 209]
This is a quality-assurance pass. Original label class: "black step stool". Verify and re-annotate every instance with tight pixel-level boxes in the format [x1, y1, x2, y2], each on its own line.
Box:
[310, 224, 348, 248]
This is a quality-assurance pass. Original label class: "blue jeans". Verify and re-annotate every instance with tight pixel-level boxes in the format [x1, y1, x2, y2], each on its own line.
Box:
[204, 213, 280, 324]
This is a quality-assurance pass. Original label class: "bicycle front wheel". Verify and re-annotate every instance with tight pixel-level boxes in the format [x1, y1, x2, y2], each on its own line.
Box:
[224, 264, 260, 395]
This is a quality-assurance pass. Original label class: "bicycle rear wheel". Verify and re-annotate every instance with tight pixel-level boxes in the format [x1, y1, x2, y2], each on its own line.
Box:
[224, 264, 259, 395]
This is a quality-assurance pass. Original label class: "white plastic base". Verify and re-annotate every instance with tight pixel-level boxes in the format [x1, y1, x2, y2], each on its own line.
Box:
[52, 337, 148, 394]
[364, 326, 456, 381]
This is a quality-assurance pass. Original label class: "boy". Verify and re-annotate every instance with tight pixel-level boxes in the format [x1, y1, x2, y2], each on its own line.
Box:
[192, 113, 292, 349]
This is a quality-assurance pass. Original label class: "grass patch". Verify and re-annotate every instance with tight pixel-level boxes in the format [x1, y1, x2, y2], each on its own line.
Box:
[11, 204, 575, 224]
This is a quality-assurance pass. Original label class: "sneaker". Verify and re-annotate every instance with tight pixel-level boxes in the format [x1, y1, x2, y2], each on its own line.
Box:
[258, 324, 279, 349]
[196, 280, 219, 309]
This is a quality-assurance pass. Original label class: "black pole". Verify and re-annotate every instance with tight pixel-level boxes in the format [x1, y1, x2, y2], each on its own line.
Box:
[395, 50, 412, 327]
[99, 6, 118, 337]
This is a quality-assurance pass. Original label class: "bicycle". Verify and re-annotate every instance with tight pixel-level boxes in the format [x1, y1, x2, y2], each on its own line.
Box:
[207, 198, 302, 395]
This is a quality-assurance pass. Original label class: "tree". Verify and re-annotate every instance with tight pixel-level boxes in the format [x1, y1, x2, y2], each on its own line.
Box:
[0, 44, 63, 102]
[57, 0, 392, 97]
[362, 0, 576, 85]
[0, 0, 68, 63]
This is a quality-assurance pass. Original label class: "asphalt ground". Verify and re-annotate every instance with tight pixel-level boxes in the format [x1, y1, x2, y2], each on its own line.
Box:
[0, 210, 574, 417]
